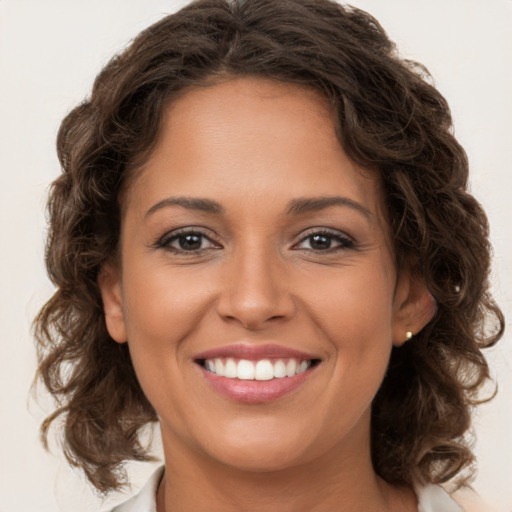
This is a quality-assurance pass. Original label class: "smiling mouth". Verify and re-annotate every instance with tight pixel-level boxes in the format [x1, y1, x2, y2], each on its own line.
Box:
[197, 357, 321, 381]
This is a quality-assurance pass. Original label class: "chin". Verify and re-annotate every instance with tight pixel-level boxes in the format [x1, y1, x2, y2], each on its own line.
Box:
[208, 440, 307, 474]
[195, 416, 325, 473]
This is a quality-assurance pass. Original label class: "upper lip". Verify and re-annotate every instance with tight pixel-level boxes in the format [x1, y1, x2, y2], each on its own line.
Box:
[194, 343, 320, 361]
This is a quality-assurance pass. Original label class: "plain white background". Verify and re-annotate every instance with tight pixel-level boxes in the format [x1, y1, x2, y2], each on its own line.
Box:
[0, 1, 511, 511]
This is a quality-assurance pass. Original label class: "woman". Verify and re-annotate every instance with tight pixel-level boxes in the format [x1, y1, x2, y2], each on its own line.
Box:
[34, 0, 504, 510]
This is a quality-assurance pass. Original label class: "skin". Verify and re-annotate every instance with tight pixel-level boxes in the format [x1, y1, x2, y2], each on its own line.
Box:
[100, 77, 435, 512]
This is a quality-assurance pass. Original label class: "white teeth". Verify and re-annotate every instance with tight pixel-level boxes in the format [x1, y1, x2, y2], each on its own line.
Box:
[255, 360, 274, 381]
[296, 361, 309, 375]
[203, 358, 313, 380]
[214, 359, 224, 376]
[237, 359, 255, 380]
[286, 359, 297, 377]
[224, 358, 238, 378]
[273, 359, 287, 378]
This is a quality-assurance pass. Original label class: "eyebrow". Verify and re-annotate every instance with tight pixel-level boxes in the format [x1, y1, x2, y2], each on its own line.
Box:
[145, 197, 225, 218]
[145, 195, 372, 219]
[285, 196, 373, 219]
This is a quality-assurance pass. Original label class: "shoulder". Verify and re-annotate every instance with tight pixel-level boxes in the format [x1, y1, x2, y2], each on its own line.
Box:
[107, 466, 164, 512]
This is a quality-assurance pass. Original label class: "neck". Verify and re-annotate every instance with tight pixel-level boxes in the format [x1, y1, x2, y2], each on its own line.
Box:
[156, 420, 416, 512]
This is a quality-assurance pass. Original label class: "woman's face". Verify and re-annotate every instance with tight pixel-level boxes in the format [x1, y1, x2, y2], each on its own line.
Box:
[101, 77, 431, 473]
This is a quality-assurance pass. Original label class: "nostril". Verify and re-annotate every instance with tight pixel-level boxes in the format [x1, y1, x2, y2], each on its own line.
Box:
[216, 293, 296, 330]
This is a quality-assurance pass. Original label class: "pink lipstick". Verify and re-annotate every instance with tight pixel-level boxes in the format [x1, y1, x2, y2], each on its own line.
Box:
[195, 344, 320, 403]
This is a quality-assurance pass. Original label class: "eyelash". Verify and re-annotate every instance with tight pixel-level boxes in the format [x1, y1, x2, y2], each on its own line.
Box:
[154, 228, 221, 254]
[154, 228, 356, 255]
[292, 229, 356, 253]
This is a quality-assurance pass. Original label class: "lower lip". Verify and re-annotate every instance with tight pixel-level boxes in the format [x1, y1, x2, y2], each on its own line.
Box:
[199, 366, 314, 403]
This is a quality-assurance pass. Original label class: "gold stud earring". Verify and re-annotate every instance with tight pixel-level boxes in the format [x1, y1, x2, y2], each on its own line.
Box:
[406, 331, 413, 341]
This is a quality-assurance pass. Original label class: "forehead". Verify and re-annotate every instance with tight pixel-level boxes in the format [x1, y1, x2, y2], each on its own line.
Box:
[166, 76, 335, 138]
[124, 76, 384, 221]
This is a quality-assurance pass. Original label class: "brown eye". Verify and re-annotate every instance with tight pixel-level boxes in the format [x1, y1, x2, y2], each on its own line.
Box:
[295, 230, 355, 252]
[156, 229, 220, 253]
[308, 234, 334, 250]
[176, 233, 204, 251]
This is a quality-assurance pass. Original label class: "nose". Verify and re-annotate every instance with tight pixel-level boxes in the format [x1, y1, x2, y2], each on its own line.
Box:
[216, 244, 296, 330]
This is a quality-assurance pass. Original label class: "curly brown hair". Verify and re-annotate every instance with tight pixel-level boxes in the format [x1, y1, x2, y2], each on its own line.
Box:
[34, 0, 504, 494]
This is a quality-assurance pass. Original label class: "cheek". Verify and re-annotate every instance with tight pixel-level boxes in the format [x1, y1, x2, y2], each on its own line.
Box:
[119, 261, 217, 404]
[303, 263, 395, 405]
[122, 262, 213, 342]
[305, 262, 395, 347]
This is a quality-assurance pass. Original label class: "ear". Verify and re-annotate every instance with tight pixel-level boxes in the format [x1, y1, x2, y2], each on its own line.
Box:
[98, 262, 127, 344]
[392, 270, 437, 347]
